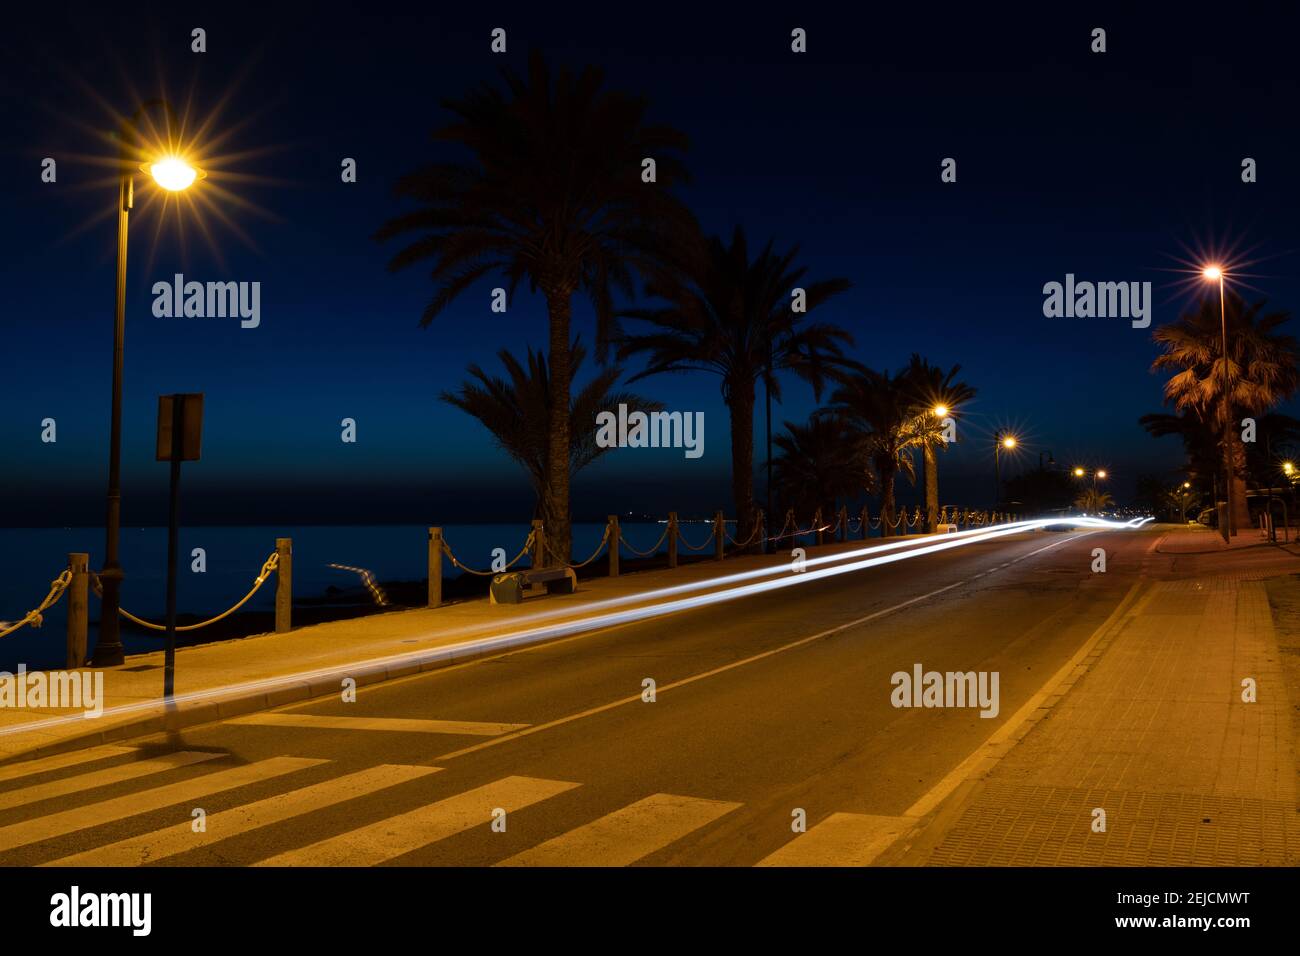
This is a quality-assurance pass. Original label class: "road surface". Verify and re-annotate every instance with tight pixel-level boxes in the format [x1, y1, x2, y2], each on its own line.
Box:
[1, 526, 1156, 866]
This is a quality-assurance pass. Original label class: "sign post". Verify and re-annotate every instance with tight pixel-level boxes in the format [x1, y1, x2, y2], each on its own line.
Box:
[156, 393, 203, 700]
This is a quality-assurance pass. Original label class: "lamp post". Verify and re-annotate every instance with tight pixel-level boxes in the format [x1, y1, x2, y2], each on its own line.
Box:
[922, 404, 949, 532]
[1071, 466, 1107, 512]
[92, 102, 204, 667]
[1203, 265, 1232, 543]
[994, 433, 1016, 507]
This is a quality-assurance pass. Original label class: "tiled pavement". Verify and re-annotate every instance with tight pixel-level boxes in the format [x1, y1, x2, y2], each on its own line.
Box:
[917, 543, 1300, 866]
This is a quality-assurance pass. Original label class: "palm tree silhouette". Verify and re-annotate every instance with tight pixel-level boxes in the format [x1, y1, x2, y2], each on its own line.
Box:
[441, 340, 661, 517]
[903, 354, 977, 530]
[828, 367, 927, 537]
[772, 414, 869, 527]
[1074, 488, 1115, 514]
[1152, 293, 1299, 533]
[617, 225, 851, 544]
[376, 52, 691, 561]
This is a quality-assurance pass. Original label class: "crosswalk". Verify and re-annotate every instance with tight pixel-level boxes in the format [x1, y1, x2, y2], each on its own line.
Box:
[1, 746, 906, 867]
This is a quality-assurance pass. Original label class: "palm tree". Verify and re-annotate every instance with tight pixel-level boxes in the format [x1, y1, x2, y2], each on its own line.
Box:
[376, 52, 691, 561]
[902, 354, 977, 531]
[1074, 488, 1115, 514]
[771, 414, 868, 526]
[441, 340, 661, 516]
[828, 367, 927, 537]
[617, 225, 852, 543]
[1138, 410, 1220, 488]
[1152, 293, 1299, 534]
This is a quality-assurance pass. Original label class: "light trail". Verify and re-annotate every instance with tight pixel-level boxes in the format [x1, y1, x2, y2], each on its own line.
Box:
[0, 516, 1151, 742]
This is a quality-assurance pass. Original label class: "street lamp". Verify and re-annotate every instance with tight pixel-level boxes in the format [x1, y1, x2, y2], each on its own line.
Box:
[994, 433, 1017, 506]
[1203, 264, 1232, 543]
[92, 103, 204, 667]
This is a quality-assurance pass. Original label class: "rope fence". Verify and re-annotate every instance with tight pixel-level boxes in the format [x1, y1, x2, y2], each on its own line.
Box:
[90, 551, 280, 634]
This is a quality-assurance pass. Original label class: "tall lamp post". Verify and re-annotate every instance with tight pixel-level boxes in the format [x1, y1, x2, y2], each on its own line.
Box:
[1203, 265, 1233, 544]
[1072, 466, 1108, 512]
[994, 433, 1017, 507]
[92, 102, 204, 667]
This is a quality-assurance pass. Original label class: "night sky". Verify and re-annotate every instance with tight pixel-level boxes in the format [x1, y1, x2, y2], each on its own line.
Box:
[3, 4, 1298, 526]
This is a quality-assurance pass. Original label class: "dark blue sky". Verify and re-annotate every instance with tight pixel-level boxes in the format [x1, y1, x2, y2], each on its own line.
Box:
[3, 4, 1298, 525]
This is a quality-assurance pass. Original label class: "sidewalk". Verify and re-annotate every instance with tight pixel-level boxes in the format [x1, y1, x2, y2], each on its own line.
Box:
[0, 534, 921, 765]
[896, 528, 1300, 866]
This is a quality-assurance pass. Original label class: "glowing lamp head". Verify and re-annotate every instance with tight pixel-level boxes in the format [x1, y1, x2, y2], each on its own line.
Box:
[1285, 462, 1295, 476]
[1097, 470, 1108, 479]
[148, 157, 201, 191]
[933, 405, 949, 418]
[1202, 265, 1223, 281]
[1074, 467, 1085, 477]
[1002, 436, 1017, 449]
[1183, 481, 1191, 488]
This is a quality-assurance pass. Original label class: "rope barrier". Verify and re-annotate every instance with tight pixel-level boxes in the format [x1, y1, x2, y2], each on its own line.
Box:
[618, 524, 671, 558]
[676, 522, 717, 552]
[562, 526, 611, 568]
[443, 530, 535, 577]
[90, 552, 279, 634]
[725, 520, 764, 548]
[0, 569, 74, 639]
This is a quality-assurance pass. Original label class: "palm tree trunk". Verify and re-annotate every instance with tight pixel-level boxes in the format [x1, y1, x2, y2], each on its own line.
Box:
[543, 288, 573, 563]
[727, 379, 757, 546]
[1230, 432, 1251, 534]
[924, 443, 939, 532]
[880, 467, 897, 539]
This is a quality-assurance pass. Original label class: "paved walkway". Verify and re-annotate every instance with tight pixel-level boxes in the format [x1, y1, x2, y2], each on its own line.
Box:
[898, 529, 1300, 866]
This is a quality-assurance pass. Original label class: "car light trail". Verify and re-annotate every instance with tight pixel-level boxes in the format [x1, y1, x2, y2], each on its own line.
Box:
[0, 516, 1151, 740]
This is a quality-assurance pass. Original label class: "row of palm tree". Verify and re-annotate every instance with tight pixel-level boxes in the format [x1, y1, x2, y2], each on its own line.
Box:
[375, 53, 976, 559]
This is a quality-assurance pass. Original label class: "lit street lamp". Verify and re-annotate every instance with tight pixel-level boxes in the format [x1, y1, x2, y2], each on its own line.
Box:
[1203, 264, 1233, 543]
[92, 101, 204, 667]
[993, 432, 1017, 506]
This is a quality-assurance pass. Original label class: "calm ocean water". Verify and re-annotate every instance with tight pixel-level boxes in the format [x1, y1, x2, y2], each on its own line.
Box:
[0, 521, 698, 671]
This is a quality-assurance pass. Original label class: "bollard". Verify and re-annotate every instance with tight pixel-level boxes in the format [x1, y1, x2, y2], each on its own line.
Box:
[814, 509, 824, 546]
[668, 513, 679, 568]
[861, 506, 870, 540]
[531, 519, 546, 568]
[607, 515, 620, 577]
[715, 510, 725, 561]
[427, 527, 443, 607]
[275, 537, 292, 633]
[66, 553, 89, 668]
[838, 506, 848, 543]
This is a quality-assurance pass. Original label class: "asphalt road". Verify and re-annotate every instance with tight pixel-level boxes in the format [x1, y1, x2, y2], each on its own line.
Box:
[1, 525, 1158, 866]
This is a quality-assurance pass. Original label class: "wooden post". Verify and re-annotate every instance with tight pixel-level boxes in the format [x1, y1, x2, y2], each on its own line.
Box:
[838, 506, 848, 543]
[275, 537, 292, 633]
[427, 527, 443, 607]
[861, 505, 870, 540]
[531, 519, 546, 568]
[715, 511, 725, 561]
[668, 513, 679, 568]
[66, 553, 88, 668]
[607, 515, 620, 577]
[814, 509, 824, 546]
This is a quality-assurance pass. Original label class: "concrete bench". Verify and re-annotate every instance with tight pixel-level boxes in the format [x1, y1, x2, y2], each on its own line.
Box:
[490, 565, 577, 605]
